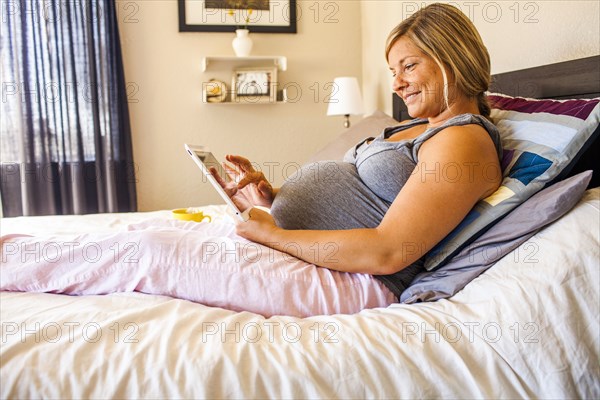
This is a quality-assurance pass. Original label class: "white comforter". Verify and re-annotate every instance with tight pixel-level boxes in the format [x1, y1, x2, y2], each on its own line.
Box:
[1, 190, 599, 398]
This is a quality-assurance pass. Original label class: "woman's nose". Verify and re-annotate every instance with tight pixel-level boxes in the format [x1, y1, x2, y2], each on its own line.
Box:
[392, 75, 405, 93]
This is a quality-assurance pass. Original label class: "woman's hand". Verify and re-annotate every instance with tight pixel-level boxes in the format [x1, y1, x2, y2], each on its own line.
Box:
[209, 155, 275, 211]
[236, 207, 279, 244]
[209, 166, 253, 212]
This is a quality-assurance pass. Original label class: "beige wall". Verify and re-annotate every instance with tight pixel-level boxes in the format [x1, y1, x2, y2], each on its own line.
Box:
[361, 0, 600, 115]
[117, 0, 362, 211]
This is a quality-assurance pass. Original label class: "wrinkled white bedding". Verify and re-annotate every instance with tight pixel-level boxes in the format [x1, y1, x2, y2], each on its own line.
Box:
[1, 190, 599, 398]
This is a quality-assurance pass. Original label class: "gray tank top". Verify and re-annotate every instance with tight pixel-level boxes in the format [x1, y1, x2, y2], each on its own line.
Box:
[271, 113, 502, 298]
[343, 113, 502, 203]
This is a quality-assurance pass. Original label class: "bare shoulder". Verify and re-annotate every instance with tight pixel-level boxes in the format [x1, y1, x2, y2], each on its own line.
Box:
[421, 123, 498, 157]
[418, 123, 502, 198]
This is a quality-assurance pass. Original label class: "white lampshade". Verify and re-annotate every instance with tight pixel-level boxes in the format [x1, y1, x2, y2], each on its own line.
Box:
[326, 77, 365, 121]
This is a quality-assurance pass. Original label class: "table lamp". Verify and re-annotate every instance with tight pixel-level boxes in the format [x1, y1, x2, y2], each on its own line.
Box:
[326, 77, 365, 128]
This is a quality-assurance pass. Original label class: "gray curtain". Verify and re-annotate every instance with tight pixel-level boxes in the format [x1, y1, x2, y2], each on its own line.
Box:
[1, 0, 137, 217]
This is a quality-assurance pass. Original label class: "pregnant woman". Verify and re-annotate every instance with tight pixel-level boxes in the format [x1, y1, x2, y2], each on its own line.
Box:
[216, 3, 502, 298]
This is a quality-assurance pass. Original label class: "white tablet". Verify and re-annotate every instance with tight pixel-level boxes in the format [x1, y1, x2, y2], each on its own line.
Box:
[184, 144, 249, 221]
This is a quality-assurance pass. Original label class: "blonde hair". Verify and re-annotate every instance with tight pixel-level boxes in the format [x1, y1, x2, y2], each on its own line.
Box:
[385, 3, 491, 117]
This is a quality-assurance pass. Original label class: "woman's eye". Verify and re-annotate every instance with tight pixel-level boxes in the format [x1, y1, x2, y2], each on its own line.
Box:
[404, 63, 416, 71]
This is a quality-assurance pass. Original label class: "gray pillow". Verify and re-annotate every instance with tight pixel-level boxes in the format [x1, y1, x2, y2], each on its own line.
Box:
[307, 111, 399, 163]
[400, 170, 593, 303]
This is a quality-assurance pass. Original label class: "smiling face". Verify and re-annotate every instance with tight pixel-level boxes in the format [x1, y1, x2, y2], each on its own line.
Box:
[388, 36, 449, 121]
[388, 36, 474, 125]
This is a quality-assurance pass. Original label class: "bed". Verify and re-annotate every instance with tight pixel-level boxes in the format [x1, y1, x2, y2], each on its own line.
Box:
[1, 57, 599, 398]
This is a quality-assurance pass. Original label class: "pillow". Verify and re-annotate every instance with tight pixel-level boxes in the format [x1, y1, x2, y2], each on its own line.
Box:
[401, 170, 593, 303]
[307, 110, 399, 163]
[423, 93, 600, 271]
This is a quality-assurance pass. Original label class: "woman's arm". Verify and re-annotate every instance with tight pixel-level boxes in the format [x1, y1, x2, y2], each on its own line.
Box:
[237, 124, 502, 275]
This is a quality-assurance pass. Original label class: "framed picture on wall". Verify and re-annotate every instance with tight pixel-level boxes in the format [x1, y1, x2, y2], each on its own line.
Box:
[232, 67, 277, 103]
[178, 0, 297, 33]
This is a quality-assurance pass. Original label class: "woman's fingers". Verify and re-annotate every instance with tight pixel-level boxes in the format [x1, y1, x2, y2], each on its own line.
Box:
[226, 155, 255, 173]
[257, 181, 273, 200]
[238, 171, 270, 192]
[211, 167, 239, 198]
[209, 167, 228, 188]
[237, 172, 260, 189]
[222, 162, 240, 182]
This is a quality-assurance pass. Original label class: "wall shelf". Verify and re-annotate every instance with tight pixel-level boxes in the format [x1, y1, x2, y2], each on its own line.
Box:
[204, 88, 288, 105]
[201, 56, 287, 72]
[201, 55, 288, 105]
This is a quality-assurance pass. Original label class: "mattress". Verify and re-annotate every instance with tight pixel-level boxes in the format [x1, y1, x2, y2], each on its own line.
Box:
[1, 189, 599, 398]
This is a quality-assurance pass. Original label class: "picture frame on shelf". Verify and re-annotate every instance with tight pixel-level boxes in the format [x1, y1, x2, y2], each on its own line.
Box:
[178, 0, 297, 33]
[232, 67, 277, 103]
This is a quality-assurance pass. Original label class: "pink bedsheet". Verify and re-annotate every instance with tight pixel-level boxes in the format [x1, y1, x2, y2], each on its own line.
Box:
[1, 218, 395, 317]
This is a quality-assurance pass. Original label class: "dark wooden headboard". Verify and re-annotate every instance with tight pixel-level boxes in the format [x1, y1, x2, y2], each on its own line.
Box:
[489, 56, 600, 99]
[392, 55, 600, 188]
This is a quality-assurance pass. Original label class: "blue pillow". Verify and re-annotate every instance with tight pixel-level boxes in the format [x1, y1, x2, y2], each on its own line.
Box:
[402, 170, 593, 302]
[423, 94, 600, 271]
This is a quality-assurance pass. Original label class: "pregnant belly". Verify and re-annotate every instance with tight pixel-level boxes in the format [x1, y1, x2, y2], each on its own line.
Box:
[270, 161, 391, 230]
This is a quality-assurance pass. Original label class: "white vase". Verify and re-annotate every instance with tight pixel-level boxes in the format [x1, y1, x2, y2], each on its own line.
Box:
[232, 29, 253, 57]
